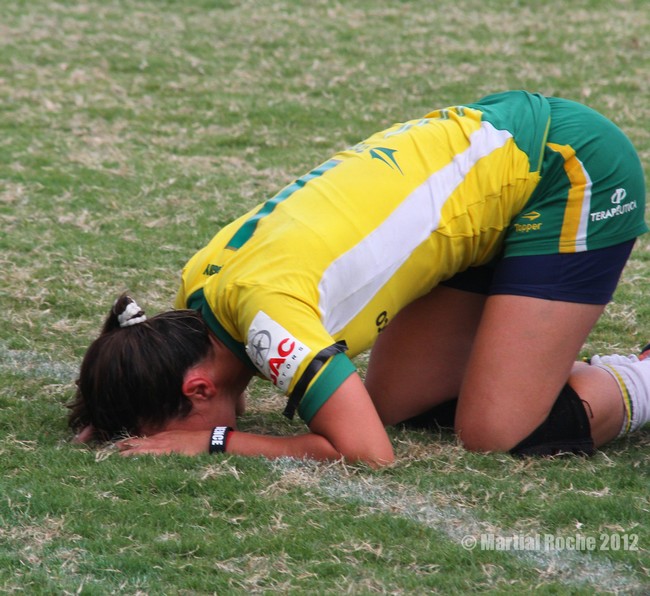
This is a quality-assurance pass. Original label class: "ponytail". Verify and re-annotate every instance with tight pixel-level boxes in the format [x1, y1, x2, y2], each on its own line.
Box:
[103, 294, 147, 332]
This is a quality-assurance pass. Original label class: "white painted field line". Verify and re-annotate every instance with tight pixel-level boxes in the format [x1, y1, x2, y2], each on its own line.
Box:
[0, 341, 77, 383]
[270, 458, 643, 594]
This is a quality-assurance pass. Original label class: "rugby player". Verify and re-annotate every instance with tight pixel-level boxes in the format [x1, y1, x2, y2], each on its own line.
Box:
[70, 91, 649, 465]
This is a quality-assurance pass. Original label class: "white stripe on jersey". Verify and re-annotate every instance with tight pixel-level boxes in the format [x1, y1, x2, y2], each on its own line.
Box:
[575, 158, 592, 252]
[318, 121, 513, 335]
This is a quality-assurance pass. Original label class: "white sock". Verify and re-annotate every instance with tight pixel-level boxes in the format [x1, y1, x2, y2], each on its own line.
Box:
[590, 354, 650, 437]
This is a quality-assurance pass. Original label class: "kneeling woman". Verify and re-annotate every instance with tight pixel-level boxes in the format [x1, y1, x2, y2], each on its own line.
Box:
[70, 91, 650, 466]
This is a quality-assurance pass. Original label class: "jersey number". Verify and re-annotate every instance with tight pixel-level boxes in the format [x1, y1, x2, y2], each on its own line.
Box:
[376, 311, 389, 333]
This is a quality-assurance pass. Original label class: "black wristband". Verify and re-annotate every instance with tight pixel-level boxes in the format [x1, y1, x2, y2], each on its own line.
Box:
[209, 426, 233, 454]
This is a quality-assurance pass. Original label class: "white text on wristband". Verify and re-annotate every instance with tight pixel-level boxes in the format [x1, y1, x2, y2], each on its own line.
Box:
[209, 426, 233, 454]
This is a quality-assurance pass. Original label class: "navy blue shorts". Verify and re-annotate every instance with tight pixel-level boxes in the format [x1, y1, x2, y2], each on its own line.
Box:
[441, 240, 635, 305]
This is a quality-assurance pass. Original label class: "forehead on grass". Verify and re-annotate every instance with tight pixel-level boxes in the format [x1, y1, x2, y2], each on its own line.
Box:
[1, 0, 649, 593]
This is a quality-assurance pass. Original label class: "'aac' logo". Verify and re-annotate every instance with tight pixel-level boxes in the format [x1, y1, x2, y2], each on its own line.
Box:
[269, 338, 295, 384]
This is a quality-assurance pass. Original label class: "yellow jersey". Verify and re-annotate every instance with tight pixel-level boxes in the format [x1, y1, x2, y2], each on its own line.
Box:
[175, 91, 646, 422]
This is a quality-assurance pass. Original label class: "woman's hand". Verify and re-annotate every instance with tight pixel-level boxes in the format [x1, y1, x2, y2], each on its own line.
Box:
[116, 430, 212, 456]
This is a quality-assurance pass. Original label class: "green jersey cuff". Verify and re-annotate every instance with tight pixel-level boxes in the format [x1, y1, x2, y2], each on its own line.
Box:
[297, 352, 356, 424]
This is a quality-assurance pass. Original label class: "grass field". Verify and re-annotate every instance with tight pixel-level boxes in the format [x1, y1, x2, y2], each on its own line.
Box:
[1, 0, 649, 593]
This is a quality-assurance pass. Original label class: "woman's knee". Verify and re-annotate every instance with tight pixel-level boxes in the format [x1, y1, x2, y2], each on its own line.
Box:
[455, 417, 519, 453]
[456, 383, 596, 456]
[454, 396, 548, 453]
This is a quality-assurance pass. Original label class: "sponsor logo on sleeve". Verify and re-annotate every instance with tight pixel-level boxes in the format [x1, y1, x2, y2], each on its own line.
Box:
[590, 188, 637, 222]
[246, 311, 309, 391]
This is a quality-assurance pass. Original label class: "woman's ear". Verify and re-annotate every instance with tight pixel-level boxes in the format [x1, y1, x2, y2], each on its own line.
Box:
[182, 369, 218, 403]
[179, 365, 239, 429]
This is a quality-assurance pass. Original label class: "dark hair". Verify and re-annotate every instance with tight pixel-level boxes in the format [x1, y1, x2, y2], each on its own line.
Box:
[68, 294, 213, 440]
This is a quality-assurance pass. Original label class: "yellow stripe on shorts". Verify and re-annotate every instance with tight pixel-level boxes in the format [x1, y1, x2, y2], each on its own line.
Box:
[547, 142, 592, 253]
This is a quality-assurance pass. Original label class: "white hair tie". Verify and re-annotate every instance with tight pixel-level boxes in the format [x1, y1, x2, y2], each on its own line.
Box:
[118, 301, 147, 328]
